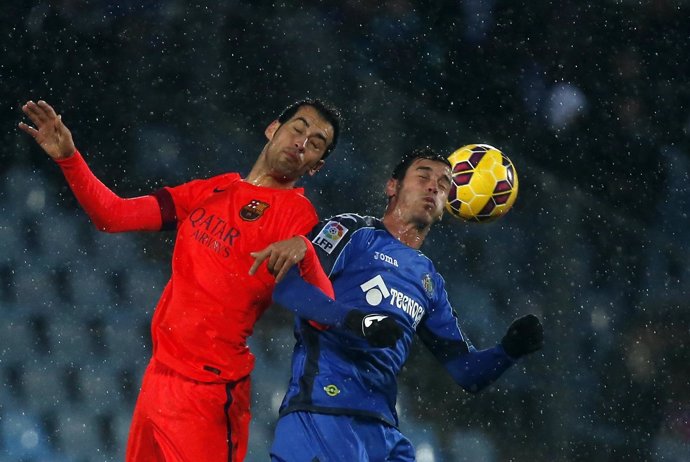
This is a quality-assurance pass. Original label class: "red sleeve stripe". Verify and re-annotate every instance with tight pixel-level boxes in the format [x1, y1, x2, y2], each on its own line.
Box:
[152, 188, 177, 231]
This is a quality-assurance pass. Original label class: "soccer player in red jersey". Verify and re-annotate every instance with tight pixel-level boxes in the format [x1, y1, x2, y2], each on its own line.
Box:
[18, 98, 342, 462]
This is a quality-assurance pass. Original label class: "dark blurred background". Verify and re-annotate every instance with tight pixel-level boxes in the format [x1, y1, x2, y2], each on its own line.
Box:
[1, 1, 688, 461]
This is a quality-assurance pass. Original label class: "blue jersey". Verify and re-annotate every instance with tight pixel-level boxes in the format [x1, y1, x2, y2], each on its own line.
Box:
[277, 214, 513, 427]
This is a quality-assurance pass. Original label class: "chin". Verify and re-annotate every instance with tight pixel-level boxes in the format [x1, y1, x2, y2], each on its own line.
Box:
[410, 214, 434, 229]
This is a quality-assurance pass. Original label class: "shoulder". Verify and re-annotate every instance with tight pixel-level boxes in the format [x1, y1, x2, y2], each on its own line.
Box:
[323, 213, 380, 231]
[272, 190, 317, 222]
[322, 213, 382, 242]
[418, 251, 443, 284]
[405, 250, 445, 294]
[202, 172, 241, 183]
[310, 213, 377, 255]
[285, 188, 315, 207]
[163, 172, 241, 200]
[183, 172, 241, 190]
[217, 172, 242, 182]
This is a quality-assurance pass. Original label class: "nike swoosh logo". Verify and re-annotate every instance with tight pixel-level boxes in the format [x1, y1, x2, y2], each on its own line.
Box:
[213, 188, 226, 193]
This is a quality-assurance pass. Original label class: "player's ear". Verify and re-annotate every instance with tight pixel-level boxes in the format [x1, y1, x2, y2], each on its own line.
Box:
[308, 160, 325, 176]
[265, 119, 280, 140]
[385, 178, 398, 200]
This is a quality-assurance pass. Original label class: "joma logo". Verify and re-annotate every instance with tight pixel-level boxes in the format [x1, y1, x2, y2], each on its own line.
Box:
[374, 251, 398, 267]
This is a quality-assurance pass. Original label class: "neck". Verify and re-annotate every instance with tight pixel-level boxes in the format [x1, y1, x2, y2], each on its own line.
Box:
[244, 168, 297, 189]
[245, 151, 297, 189]
[381, 211, 430, 249]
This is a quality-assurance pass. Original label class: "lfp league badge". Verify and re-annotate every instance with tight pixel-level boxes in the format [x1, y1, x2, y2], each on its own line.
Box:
[312, 221, 349, 254]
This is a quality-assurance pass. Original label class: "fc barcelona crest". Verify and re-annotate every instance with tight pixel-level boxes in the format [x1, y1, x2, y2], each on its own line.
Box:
[240, 199, 270, 221]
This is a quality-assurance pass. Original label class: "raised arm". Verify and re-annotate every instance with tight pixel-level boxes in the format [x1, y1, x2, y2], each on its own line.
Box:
[19, 100, 162, 232]
[437, 314, 544, 393]
[418, 321, 515, 393]
[419, 279, 544, 393]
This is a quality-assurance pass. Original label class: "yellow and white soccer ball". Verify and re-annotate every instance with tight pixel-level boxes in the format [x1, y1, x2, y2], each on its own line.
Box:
[445, 144, 519, 223]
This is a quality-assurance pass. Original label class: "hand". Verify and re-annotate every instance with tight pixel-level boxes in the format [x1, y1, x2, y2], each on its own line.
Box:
[501, 314, 544, 359]
[249, 236, 307, 283]
[18, 100, 76, 160]
[344, 310, 402, 348]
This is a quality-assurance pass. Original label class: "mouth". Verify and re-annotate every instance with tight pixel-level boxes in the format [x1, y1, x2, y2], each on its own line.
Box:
[422, 197, 436, 206]
[284, 150, 302, 162]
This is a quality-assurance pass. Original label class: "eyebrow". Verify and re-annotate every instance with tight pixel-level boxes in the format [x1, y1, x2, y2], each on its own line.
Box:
[293, 117, 328, 144]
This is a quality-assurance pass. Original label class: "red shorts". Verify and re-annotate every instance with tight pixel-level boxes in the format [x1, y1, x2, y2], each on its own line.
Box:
[126, 359, 251, 462]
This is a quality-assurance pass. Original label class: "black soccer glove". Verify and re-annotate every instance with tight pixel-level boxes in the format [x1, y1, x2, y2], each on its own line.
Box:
[501, 314, 544, 359]
[344, 310, 402, 348]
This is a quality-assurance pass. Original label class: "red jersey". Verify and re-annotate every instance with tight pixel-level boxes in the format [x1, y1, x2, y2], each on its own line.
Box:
[55, 151, 331, 383]
[151, 174, 321, 382]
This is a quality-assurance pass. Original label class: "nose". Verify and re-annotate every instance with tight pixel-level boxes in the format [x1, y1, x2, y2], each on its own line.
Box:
[295, 137, 307, 151]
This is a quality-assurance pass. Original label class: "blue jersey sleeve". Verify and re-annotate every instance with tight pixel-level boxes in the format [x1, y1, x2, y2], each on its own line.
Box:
[418, 274, 514, 393]
[272, 267, 351, 327]
[274, 214, 380, 328]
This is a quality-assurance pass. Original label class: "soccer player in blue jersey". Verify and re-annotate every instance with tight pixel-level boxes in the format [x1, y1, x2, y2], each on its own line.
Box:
[260, 147, 544, 462]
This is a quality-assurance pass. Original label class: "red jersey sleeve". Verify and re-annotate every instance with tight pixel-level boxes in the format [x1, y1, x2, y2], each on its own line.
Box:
[270, 193, 334, 296]
[296, 222, 334, 331]
[297, 235, 335, 299]
[55, 150, 161, 232]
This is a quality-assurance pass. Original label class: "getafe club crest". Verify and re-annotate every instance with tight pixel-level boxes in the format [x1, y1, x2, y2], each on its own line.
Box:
[240, 199, 270, 221]
[422, 273, 434, 298]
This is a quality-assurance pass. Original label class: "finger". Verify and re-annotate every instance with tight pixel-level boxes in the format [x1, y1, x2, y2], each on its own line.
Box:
[23, 103, 49, 127]
[37, 100, 59, 119]
[267, 252, 285, 276]
[21, 102, 38, 121]
[24, 101, 48, 124]
[274, 264, 289, 283]
[274, 258, 298, 283]
[248, 249, 271, 275]
[17, 122, 39, 138]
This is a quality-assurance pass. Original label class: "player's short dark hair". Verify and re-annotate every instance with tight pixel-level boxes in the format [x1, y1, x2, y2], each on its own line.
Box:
[391, 146, 451, 180]
[277, 98, 342, 160]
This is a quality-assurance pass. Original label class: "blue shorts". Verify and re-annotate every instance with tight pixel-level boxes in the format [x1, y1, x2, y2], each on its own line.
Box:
[270, 411, 415, 462]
